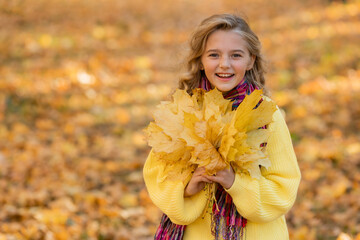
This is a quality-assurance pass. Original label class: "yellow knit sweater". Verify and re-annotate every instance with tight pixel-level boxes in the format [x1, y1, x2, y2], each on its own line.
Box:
[143, 107, 301, 240]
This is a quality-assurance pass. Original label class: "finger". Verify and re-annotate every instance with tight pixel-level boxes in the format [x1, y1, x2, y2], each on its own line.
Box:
[194, 167, 206, 176]
[193, 174, 212, 182]
[194, 173, 212, 183]
[199, 176, 213, 183]
[204, 175, 219, 183]
[215, 169, 228, 175]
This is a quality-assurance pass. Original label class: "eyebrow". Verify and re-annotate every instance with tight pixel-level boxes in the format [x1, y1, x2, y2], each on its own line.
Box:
[205, 49, 246, 54]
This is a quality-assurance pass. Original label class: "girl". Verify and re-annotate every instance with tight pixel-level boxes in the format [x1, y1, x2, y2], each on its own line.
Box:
[143, 14, 301, 240]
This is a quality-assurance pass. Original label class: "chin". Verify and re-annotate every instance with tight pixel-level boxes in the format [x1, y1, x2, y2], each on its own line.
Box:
[215, 85, 234, 92]
[212, 81, 238, 92]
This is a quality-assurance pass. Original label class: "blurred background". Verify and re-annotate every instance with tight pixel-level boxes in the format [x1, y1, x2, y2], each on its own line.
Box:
[0, 0, 359, 239]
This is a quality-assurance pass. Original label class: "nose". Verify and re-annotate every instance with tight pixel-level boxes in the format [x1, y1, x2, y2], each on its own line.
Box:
[219, 56, 230, 69]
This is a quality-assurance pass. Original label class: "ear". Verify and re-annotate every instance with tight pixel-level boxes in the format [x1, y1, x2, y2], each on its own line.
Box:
[200, 63, 204, 70]
[246, 55, 256, 70]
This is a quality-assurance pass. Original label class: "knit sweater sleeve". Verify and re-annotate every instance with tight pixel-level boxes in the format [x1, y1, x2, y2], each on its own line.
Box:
[143, 150, 208, 225]
[226, 107, 301, 223]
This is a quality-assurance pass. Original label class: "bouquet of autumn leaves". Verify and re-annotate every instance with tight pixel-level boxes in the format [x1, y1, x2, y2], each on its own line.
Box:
[144, 88, 277, 183]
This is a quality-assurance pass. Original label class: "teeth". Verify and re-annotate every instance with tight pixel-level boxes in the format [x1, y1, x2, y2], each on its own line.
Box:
[217, 73, 233, 78]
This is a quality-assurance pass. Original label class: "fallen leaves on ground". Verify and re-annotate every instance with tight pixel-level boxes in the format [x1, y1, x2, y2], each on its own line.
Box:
[0, 0, 359, 239]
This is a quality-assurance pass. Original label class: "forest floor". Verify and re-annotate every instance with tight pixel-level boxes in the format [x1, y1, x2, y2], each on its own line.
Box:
[0, 0, 359, 239]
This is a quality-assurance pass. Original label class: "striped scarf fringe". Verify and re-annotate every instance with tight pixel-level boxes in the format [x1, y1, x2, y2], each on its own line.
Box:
[211, 185, 247, 240]
[154, 214, 186, 240]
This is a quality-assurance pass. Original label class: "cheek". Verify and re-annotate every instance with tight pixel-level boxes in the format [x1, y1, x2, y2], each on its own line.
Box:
[203, 62, 215, 72]
[203, 61, 217, 70]
[235, 62, 250, 71]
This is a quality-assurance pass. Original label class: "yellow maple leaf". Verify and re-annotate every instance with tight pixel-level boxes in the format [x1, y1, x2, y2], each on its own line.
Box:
[219, 89, 276, 179]
[206, 115, 225, 148]
[145, 122, 184, 153]
[204, 89, 233, 117]
[247, 98, 277, 131]
[153, 104, 184, 139]
[191, 140, 226, 175]
[145, 88, 276, 182]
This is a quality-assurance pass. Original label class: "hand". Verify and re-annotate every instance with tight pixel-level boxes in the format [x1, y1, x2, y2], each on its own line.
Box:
[184, 167, 213, 197]
[205, 166, 235, 190]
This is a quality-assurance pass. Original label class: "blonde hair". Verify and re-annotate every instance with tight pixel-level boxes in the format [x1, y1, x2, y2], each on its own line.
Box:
[179, 14, 267, 95]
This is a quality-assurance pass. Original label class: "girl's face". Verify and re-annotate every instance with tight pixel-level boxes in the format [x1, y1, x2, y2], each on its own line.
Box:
[200, 30, 255, 93]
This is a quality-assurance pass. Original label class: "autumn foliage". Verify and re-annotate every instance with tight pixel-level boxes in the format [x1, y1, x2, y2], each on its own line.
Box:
[0, 0, 360, 239]
[145, 89, 276, 181]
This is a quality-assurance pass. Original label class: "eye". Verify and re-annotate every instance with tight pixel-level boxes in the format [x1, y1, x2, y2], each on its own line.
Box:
[208, 53, 219, 57]
[232, 53, 242, 58]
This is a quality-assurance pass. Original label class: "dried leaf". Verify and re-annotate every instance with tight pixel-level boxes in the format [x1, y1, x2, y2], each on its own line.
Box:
[219, 89, 276, 179]
[145, 88, 276, 181]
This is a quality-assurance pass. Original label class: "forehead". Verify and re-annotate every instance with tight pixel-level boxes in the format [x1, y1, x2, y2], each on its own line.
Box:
[205, 30, 248, 51]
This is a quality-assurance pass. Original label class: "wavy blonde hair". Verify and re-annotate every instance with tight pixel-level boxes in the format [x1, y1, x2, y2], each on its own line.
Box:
[179, 14, 267, 95]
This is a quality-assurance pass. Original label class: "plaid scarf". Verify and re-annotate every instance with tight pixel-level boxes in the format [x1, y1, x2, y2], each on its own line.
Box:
[154, 74, 258, 240]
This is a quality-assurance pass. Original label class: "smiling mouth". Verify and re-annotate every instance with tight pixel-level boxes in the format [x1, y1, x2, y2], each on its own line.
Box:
[216, 73, 234, 78]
